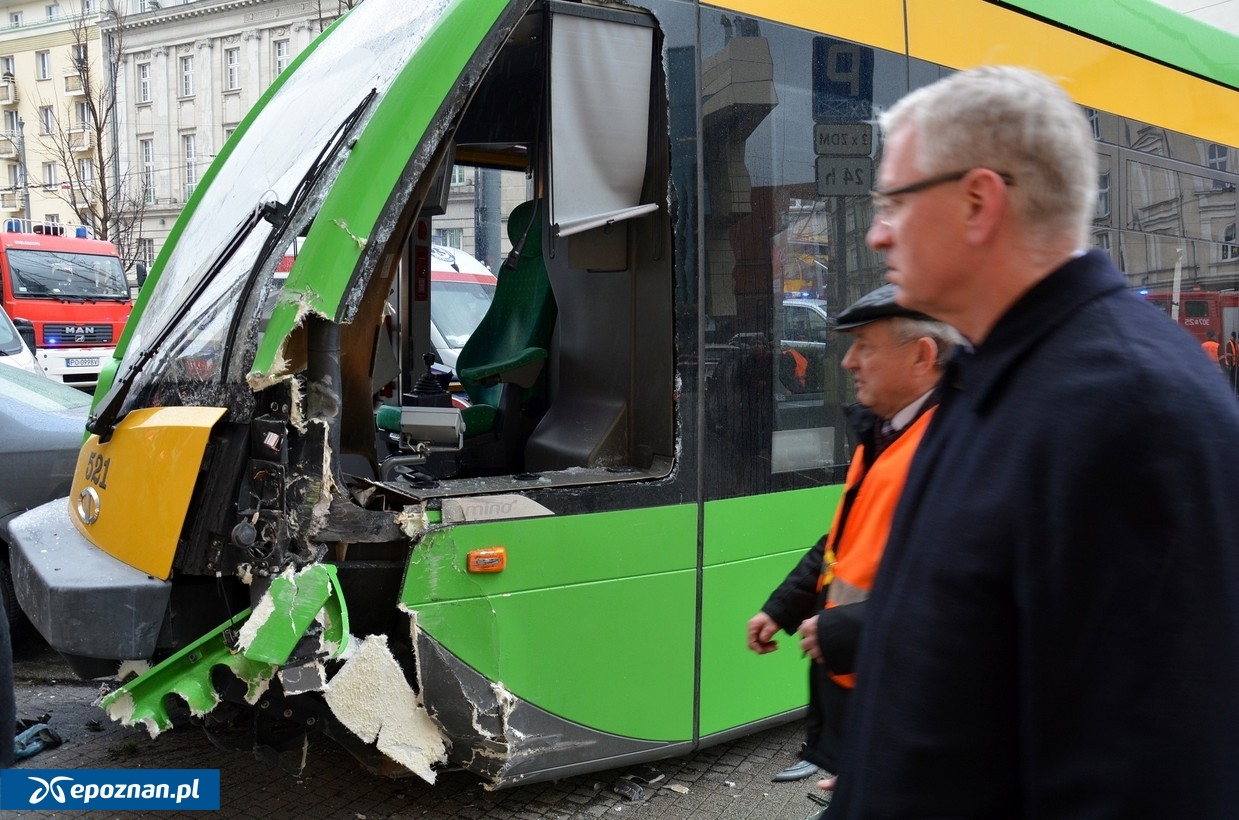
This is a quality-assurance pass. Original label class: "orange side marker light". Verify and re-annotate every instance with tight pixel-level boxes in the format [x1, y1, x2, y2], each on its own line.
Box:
[467, 546, 507, 573]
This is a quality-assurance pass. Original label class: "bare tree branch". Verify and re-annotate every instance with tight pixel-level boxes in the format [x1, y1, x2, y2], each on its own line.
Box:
[35, 1, 147, 270]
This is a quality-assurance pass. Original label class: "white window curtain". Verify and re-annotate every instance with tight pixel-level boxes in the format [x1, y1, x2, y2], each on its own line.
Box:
[549, 11, 657, 238]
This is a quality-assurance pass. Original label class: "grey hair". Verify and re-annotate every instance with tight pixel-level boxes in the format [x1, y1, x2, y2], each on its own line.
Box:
[889, 315, 965, 368]
[879, 66, 1097, 249]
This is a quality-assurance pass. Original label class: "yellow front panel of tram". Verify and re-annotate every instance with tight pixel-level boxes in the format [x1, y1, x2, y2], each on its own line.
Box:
[69, 406, 228, 580]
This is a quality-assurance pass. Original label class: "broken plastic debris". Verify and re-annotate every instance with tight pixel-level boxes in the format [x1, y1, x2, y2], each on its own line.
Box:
[238, 563, 349, 664]
[101, 609, 275, 737]
[664, 784, 690, 794]
[613, 780, 644, 802]
[323, 634, 447, 783]
[624, 765, 666, 785]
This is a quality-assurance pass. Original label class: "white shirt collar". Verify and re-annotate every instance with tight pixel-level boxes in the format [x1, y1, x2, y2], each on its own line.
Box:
[889, 389, 935, 432]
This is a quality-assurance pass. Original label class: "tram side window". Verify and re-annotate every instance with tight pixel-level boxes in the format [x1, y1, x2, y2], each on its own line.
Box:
[1120, 154, 1239, 293]
[698, 16, 909, 497]
[381, 1, 675, 485]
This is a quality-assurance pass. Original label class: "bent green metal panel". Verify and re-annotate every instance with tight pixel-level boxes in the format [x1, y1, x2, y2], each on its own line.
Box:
[404, 504, 698, 741]
[254, 0, 521, 373]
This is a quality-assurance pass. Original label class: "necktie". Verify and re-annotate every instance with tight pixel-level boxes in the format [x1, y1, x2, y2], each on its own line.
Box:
[874, 419, 898, 456]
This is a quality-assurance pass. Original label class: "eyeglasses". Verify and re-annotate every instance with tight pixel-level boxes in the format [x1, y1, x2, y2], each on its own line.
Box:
[870, 168, 1015, 222]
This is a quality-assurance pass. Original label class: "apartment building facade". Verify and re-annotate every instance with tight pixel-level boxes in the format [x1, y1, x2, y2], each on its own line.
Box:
[0, 0, 103, 230]
[105, 0, 339, 265]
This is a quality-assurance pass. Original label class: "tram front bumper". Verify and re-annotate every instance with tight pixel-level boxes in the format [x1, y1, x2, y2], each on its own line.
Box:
[8, 499, 170, 668]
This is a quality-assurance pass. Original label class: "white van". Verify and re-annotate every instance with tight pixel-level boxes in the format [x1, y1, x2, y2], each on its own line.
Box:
[0, 306, 42, 376]
[427, 245, 496, 371]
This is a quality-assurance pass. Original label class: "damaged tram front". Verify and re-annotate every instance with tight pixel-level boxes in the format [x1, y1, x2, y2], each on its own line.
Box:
[7, 0, 858, 789]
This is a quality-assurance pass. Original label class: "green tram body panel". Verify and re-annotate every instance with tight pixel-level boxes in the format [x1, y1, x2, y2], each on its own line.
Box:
[405, 505, 697, 741]
[404, 488, 840, 742]
[700, 486, 843, 736]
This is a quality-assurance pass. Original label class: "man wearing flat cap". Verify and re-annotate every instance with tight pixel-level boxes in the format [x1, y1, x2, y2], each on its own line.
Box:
[747, 284, 962, 802]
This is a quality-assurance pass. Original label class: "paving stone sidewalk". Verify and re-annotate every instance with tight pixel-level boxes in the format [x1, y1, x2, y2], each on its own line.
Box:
[4, 644, 831, 820]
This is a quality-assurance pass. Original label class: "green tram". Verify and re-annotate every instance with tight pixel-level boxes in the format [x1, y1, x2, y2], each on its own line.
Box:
[9, 0, 1239, 787]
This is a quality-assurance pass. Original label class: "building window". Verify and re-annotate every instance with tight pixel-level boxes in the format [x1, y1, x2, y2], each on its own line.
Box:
[273, 40, 290, 78]
[46, 4, 60, 21]
[0, 56, 13, 77]
[1209, 143, 1228, 173]
[1092, 108, 1106, 140]
[183, 133, 197, 199]
[138, 237, 154, 265]
[137, 63, 151, 103]
[9, 12, 22, 27]
[180, 55, 194, 97]
[1225, 223, 1239, 262]
[3, 110, 17, 135]
[1209, 144, 1231, 191]
[1096, 172, 1111, 219]
[42, 162, 57, 189]
[72, 43, 87, 68]
[38, 106, 55, 135]
[434, 227, 464, 249]
[82, 0, 96, 13]
[8, 163, 19, 190]
[36, 51, 52, 80]
[140, 138, 155, 204]
[74, 101, 91, 130]
[224, 47, 240, 91]
[450, 166, 466, 186]
[77, 158, 93, 185]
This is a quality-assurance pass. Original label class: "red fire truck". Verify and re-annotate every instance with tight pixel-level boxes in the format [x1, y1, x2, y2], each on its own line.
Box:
[0, 221, 132, 390]
[1142, 289, 1239, 345]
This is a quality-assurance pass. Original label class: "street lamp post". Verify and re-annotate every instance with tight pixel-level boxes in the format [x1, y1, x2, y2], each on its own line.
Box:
[2, 71, 31, 227]
[16, 115, 29, 225]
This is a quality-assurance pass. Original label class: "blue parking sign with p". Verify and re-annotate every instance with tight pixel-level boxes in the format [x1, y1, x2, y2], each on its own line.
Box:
[813, 37, 874, 121]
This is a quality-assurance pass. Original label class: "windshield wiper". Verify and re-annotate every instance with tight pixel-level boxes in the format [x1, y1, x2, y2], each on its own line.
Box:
[86, 198, 285, 441]
[218, 87, 378, 378]
[87, 88, 378, 442]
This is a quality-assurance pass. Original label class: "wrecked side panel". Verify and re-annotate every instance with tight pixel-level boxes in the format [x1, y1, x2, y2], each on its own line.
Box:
[101, 561, 451, 784]
[399, 503, 700, 786]
[412, 619, 682, 788]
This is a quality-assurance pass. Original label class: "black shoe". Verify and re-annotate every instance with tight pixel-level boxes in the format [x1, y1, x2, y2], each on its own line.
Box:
[772, 758, 819, 782]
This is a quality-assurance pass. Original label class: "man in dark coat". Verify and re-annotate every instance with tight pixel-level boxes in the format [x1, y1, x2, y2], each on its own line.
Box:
[832, 65, 1239, 818]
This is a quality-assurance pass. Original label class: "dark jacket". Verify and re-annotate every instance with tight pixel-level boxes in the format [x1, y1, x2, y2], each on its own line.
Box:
[833, 250, 1239, 818]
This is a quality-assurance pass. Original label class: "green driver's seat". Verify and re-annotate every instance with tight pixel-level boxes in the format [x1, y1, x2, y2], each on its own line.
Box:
[454, 199, 557, 469]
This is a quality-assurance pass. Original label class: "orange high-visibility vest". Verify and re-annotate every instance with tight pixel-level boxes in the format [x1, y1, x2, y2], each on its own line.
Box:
[819, 407, 935, 688]
[784, 348, 809, 389]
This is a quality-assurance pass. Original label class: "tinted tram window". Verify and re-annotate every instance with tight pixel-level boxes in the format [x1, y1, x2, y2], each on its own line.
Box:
[1078, 108, 1239, 293]
[697, 16, 919, 498]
